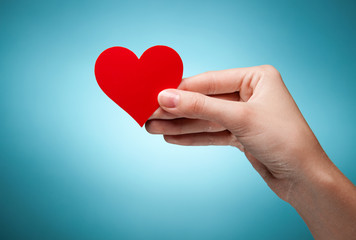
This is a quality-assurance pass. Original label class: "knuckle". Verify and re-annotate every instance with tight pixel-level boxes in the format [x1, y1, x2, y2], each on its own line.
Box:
[189, 95, 206, 116]
[238, 105, 253, 122]
[259, 65, 281, 78]
[172, 119, 185, 134]
[228, 105, 254, 132]
[205, 71, 217, 94]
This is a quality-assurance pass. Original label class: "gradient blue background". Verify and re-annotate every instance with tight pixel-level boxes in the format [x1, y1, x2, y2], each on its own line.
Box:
[1, 0, 355, 239]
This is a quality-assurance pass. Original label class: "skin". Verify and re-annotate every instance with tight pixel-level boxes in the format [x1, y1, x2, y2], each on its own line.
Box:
[145, 65, 356, 239]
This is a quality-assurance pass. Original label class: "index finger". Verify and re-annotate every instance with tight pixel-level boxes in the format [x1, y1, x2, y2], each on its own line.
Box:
[178, 66, 261, 95]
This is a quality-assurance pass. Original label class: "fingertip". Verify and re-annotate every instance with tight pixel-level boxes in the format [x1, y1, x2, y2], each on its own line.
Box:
[144, 120, 152, 132]
[163, 135, 177, 144]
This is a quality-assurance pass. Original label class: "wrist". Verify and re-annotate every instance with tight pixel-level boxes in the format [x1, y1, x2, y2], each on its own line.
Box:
[286, 151, 356, 239]
[287, 151, 338, 208]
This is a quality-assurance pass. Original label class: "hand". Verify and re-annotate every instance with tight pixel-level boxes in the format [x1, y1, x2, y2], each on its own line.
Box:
[146, 65, 323, 201]
[145, 65, 356, 239]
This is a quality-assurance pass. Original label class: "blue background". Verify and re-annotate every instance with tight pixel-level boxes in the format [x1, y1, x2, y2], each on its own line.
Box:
[1, 0, 355, 239]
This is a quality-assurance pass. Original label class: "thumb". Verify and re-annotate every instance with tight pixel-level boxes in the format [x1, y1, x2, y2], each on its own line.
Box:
[157, 89, 249, 130]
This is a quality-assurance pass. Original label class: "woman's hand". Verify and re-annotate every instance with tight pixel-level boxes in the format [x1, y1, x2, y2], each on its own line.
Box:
[146, 65, 322, 201]
[145, 65, 356, 239]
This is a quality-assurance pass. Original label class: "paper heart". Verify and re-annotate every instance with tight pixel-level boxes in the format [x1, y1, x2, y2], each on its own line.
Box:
[94, 46, 183, 127]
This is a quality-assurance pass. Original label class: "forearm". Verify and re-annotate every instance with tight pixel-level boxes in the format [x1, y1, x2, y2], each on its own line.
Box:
[288, 152, 356, 239]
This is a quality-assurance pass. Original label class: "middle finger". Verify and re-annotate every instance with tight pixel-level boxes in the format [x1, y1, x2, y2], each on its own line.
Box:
[145, 118, 226, 135]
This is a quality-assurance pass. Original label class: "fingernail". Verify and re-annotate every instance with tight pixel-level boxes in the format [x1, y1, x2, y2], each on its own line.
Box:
[158, 89, 179, 108]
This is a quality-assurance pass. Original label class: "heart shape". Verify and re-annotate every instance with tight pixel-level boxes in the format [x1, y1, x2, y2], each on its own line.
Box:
[94, 46, 183, 127]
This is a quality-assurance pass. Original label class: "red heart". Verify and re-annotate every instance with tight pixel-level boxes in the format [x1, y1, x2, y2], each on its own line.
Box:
[94, 46, 183, 127]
